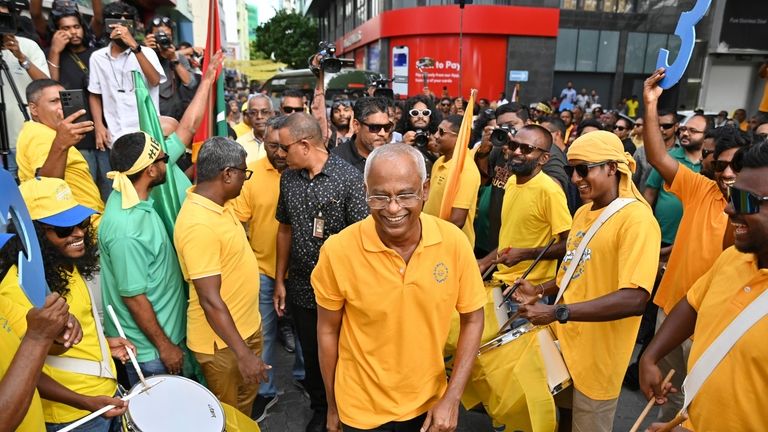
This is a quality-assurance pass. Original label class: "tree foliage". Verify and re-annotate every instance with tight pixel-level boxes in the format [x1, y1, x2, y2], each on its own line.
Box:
[254, 10, 318, 69]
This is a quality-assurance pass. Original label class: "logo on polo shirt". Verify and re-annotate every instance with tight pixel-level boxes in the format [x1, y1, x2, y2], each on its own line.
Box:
[433, 262, 448, 283]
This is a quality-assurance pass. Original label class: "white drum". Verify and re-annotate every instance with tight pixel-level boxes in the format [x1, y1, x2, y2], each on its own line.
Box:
[125, 375, 226, 432]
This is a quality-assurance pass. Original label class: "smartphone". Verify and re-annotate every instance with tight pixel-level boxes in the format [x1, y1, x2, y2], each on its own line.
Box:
[392, 45, 409, 97]
[104, 18, 135, 36]
[60, 90, 90, 123]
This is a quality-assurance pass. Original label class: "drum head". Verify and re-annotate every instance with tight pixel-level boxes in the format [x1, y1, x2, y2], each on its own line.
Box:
[127, 375, 225, 432]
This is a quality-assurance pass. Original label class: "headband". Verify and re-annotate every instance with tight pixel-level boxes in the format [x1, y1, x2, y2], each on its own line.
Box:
[106, 132, 162, 209]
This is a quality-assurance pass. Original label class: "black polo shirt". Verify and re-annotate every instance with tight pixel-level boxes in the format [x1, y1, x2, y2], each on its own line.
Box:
[331, 135, 366, 173]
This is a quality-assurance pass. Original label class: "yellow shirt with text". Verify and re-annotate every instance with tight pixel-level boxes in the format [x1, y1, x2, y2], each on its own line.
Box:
[423, 155, 481, 247]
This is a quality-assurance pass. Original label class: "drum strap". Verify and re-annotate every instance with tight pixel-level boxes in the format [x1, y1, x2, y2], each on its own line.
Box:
[554, 197, 635, 304]
[679, 287, 768, 416]
[45, 280, 115, 379]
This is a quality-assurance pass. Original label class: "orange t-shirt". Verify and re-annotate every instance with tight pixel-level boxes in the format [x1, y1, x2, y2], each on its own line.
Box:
[653, 165, 728, 314]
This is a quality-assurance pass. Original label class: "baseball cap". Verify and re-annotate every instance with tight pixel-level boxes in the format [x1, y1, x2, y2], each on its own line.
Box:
[18, 177, 97, 227]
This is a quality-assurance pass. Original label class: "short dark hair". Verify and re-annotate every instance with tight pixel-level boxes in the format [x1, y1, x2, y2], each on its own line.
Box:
[712, 125, 750, 160]
[146, 16, 174, 33]
[688, 114, 712, 131]
[732, 139, 768, 172]
[657, 108, 678, 122]
[443, 114, 463, 133]
[110, 132, 149, 182]
[520, 124, 553, 151]
[279, 112, 322, 144]
[26, 79, 62, 104]
[353, 97, 389, 122]
[578, 119, 604, 132]
[102, 1, 139, 22]
[495, 102, 529, 122]
[282, 89, 304, 100]
[542, 116, 566, 136]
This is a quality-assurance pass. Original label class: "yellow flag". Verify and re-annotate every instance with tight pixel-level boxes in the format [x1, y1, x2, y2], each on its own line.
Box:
[222, 402, 262, 432]
[438, 89, 477, 220]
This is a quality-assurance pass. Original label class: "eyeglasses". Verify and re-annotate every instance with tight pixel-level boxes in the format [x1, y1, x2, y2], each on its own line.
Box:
[366, 193, 422, 209]
[360, 121, 393, 133]
[440, 102, 451, 107]
[755, 133, 768, 141]
[659, 123, 677, 130]
[332, 100, 351, 109]
[729, 185, 768, 215]
[613, 125, 628, 131]
[437, 127, 457, 137]
[105, 12, 134, 20]
[278, 136, 312, 152]
[224, 166, 253, 180]
[565, 161, 610, 178]
[153, 154, 170, 165]
[713, 160, 735, 172]
[150, 16, 172, 27]
[509, 140, 547, 155]
[247, 109, 272, 117]
[678, 126, 704, 134]
[282, 106, 303, 114]
[43, 217, 91, 238]
[409, 109, 431, 117]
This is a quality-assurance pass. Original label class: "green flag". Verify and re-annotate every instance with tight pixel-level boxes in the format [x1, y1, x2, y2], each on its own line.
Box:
[133, 71, 192, 239]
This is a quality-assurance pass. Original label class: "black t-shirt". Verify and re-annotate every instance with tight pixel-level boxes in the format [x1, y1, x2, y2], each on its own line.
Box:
[46, 47, 97, 150]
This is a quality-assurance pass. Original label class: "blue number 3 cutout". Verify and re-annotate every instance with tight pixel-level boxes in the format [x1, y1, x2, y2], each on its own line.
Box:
[656, 0, 712, 89]
[0, 169, 49, 307]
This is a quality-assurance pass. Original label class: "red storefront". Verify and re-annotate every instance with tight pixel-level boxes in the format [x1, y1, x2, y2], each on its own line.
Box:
[333, 5, 559, 100]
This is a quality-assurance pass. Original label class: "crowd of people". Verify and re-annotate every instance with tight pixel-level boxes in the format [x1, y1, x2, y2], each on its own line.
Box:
[1, 1, 768, 431]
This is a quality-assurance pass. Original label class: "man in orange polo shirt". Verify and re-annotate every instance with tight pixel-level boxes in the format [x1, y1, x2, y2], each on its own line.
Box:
[312, 144, 485, 432]
[641, 68, 750, 420]
[640, 140, 768, 431]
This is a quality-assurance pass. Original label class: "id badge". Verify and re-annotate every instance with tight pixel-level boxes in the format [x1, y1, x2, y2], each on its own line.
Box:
[313, 213, 325, 238]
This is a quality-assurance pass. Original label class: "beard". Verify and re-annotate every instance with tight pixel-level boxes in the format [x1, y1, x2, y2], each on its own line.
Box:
[113, 38, 129, 50]
[508, 158, 538, 177]
[150, 173, 167, 187]
[681, 139, 702, 152]
[332, 117, 350, 129]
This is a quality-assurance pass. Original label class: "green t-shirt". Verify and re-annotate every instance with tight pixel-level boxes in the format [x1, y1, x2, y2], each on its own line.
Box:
[150, 132, 192, 239]
[98, 192, 187, 362]
[646, 146, 702, 244]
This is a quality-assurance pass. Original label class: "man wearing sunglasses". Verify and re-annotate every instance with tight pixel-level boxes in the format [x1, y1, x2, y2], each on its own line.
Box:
[98, 132, 188, 386]
[144, 16, 196, 121]
[640, 68, 748, 421]
[640, 141, 768, 432]
[332, 96, 391, 173]
[237, 94, 274, 163]
[632, 108, 679, 194]
[281, 89, 306, 115]
[312, 144, 485, 432]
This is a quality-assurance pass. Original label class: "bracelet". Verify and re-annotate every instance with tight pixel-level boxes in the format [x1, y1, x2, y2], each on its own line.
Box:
[47, 60, 60, 68]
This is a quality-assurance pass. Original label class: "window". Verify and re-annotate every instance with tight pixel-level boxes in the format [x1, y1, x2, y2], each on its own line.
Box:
[555, 28, 578, 70]
[644, 33, 668, 73]
[583, 0, 598, 11]
[625, 32, 647, 74]
[561, 0, 578, 9]
[596, 30, 619, 72]
[356, 0, 366, 26]
[555, 29, 619, 72]
[576, 30, 599, 71]
[624, 32, 685, 75]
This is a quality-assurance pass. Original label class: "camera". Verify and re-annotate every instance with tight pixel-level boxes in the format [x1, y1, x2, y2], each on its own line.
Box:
[0, 0, 20, 35]
[414, 129, 429, 148]
[155, 30, 172, 49]
[317, 41, 341, 73]
[490, 125, 516, 147]
[369, 76, 394, 99]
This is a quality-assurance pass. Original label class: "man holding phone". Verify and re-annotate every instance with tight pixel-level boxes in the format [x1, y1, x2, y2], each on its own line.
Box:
[45, 5, 111, 201]
[88, 2, 164, 152]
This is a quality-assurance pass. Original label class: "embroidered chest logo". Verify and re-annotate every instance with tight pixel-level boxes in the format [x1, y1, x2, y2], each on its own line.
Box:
[559, 230, 591, 280]
[433, 262, 449, 283]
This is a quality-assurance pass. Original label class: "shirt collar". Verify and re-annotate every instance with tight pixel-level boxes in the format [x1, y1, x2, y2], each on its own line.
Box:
[361, 213, 443, 253]
[186, 186, 225, 214]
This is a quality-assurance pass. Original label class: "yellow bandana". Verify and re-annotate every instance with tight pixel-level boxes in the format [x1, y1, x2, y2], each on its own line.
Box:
[106, 132, 162, 209]
[567, 130, 649, 208]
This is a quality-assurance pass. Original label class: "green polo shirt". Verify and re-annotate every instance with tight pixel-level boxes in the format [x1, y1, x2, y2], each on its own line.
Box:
[98, 191, 187, 362]
[646, 146, 702, 244]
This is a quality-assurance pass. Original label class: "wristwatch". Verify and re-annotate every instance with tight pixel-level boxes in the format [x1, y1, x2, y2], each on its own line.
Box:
[130, 45, 142, 54]
[554, 304, 570, 324]
[19, 58, 31, 70]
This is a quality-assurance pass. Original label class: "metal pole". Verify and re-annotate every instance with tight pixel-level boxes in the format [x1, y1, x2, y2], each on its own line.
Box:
[458, 1, 465, 97]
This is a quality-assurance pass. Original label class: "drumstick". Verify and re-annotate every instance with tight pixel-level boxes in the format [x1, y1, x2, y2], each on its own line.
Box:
[107, 305, 148, 389]
[629, 369, 676, 432]
[57, 378, 164, 432]
[497, 237, 557, 308]
[657, 414, 688, 432]
[481, 262, 496, 280]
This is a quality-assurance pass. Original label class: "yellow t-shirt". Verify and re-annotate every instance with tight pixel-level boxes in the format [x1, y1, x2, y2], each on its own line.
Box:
[235, 131, 266, 163]
[0, 266, 117, 423]
[554, 200, 660, 400]
[311, 214, 486, 429]
[15, 121, 105, 222]
[0, 294, 46, 432]
[233, 121, 251, 138]
[423, 155, 481, 247]
[174, 188, 261, 354]
[626, 99, 639, 118]
[231, 157, 281, 278]
[685, 247, 768, 431]
[654, 165, 728, 314]
[494, 171, 572, 284]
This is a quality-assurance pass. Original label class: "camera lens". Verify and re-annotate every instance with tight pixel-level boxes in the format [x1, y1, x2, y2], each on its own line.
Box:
[490, 127, 512, 147]
[414, 130, 428, 148]
[321, 57, 341, 73]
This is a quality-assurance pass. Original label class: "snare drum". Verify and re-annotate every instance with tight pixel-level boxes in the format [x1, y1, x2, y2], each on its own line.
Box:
[125, 375, 226, 432]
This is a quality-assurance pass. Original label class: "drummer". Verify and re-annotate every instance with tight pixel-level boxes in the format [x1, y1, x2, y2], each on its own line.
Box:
[514, 131, 660, 431]
[477, 124, 571, 295]
[311, 144, 485, 432]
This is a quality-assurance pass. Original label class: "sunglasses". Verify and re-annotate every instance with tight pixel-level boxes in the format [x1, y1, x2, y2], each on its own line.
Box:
[701, 148, 715, 159]
[154, 154, 170, 164]
[360, 121, 393, 133]
[224, 166, 253, 180]
[409, 109, 431, 117]
[613, 125, 628, 131]
[43, 218, 91, 238]
[729, 185, 768, 215]
[278, 135, 312, 152]
[437, 127, 457, 137]
[151, 16, 172, 27]
[282, 106, 303, 114]
[332, 100, 351, 108]
[713, 160, 735, 172]
[565, 161, 610, 178]
[509, 140, 547, 155]
[440, 102, 451, 107]
[659, 123, 677, 130]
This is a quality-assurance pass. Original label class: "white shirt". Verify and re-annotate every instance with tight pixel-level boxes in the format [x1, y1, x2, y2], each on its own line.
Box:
[88, 43, 166, 146]
[5, 37, 49, 150]
[236, 130, 266, 163]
